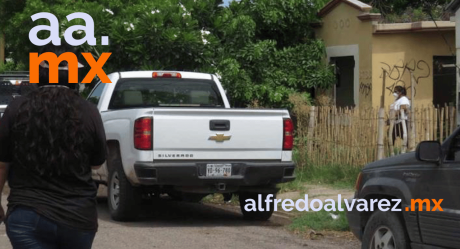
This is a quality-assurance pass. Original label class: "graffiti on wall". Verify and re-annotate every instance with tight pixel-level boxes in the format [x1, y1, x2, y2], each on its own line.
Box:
[359, 70, 372, 98]
[359, 82, 372, 97]
[380, 59, 431, 97]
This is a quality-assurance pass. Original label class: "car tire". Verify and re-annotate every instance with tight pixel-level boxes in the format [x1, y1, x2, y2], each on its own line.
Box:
[107, 150, 142, 221]
[239, 193, 275, 221]
[361, 211, 410, 249]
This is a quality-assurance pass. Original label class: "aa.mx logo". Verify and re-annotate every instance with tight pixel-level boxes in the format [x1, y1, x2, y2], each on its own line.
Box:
[28, 12, 111, 84]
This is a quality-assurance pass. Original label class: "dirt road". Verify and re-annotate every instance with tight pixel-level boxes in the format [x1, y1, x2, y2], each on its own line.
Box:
[0, 186, 360, 249]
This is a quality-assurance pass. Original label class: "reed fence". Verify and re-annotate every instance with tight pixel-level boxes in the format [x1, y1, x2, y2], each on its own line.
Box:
[293, 105, 457, 168]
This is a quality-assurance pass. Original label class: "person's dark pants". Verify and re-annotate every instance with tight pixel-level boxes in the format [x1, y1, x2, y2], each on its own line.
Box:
[5, 206, 96, 249]
[392, 120, 409, 146]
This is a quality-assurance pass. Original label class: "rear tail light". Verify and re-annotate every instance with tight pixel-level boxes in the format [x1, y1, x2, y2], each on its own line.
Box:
[152, 72, 182, 78]
[355, 172, 363, 191]
[134, 117, 153, 150]
[283, 118, 294, 150]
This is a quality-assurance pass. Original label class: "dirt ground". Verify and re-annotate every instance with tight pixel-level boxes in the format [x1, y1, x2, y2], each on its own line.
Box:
[278, 184, 355, 209]
[0, 184, 360, 249]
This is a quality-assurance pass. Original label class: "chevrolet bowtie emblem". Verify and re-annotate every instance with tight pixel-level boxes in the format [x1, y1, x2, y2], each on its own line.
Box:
[209, 134, 232, 142]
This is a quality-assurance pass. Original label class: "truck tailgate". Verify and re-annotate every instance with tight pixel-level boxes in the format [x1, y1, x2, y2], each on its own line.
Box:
[152, 108, 289, 160]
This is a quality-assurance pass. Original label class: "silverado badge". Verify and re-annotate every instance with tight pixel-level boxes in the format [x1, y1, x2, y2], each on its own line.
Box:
[209, 134, 232, 142]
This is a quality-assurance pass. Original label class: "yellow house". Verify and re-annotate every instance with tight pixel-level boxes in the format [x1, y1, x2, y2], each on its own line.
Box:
[314, 0, 456, 110]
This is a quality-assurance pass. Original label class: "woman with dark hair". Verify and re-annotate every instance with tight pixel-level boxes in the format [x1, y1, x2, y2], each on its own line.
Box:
[390, 85, 411, 145]
[0, 43, 106, 249]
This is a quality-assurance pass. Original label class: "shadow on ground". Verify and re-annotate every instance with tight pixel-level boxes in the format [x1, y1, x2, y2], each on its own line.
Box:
[96, 196, 289, 228]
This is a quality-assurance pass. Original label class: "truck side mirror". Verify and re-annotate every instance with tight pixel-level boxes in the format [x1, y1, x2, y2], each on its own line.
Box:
[416, 141, 441, 163]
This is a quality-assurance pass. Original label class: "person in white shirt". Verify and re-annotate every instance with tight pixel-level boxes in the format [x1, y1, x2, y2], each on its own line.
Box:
[390, 86, 411, 146]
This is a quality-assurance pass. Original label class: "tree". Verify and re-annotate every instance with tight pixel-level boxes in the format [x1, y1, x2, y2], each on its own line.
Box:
[0, 0, 334, 107]
[213, 0, 334, 107]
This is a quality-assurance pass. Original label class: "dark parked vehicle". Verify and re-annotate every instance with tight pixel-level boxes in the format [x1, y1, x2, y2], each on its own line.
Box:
[347, 129, 460, 249]
[0, 72, 33, 117]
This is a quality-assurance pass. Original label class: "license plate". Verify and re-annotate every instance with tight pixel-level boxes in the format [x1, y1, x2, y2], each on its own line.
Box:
[206, 164, 232, 177]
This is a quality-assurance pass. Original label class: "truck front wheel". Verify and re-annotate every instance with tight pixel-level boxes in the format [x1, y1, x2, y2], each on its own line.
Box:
[361, 211, 410, 249]
[108, 152, 142, 221]
[239, 193, 275, 221]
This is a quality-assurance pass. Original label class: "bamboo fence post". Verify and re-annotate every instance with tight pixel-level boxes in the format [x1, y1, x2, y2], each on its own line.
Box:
[350, 107, 354, 165]
[355, 109, 359, 165]
[321, 106, 329, 164]
[371, 107, 374, 162]
[345, 107, 350, 166]
[350, 107, 354, 166]
[346, 107, 350, 166]
[401, 109, 408, 153]
[334, 106, 338, 164]
[425, 106, 430, 141]
[365, 108, 369, 163]
[377, 107, 385, 160]
[434, 106, 438, 142]
[307, 106, 316, 157]
[318, 107, 322, 166]
[440, 106, 444, 143]
[377, 70, 387, 160]
[339, 107, 343, 164]
[407, 106, 415, 151]
[314, 107, 319, 165]
[388, 108, 395, 156]
[316, 107, 320, 166]
[418, 106, 422, 143]
[336, 107, 340, 165]
[317, 107, 321, 165]
[325, 107, 328, 165]
[445, 104, 449, 139]
[326, 106, 330, 165]
[374, 106, 378, 160]
[410, 72, 416, 147]
[428, 107, 432, 140]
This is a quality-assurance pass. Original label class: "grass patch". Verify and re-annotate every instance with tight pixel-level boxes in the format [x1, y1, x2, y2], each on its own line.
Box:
[279, 178, 308, 193]
[289, 205, 349, 232]
[301, 163, 361, 187]
[279, 164, 360, 193]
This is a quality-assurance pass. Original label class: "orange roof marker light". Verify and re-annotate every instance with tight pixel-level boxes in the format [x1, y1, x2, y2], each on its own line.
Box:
[152, 72, 182, 78]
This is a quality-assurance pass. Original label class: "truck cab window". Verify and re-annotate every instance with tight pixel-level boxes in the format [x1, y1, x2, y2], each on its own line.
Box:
[87, 82, 105, 106]
[109, 78, 224, 109]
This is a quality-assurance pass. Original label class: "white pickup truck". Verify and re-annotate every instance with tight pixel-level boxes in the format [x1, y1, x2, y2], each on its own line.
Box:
[87, 71, 296, 221]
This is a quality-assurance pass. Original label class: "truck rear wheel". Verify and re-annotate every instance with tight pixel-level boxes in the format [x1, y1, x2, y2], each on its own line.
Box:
[108, 151, 142, 221]
[239, 193, 275, 221]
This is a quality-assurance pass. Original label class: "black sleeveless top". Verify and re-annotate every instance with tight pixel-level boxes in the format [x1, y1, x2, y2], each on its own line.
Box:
[0, 95, 107, 231]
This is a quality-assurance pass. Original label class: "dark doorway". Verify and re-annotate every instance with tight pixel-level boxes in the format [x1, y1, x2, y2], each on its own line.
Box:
[433, 56, 456, 107]
[331, 56, 355, 108]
